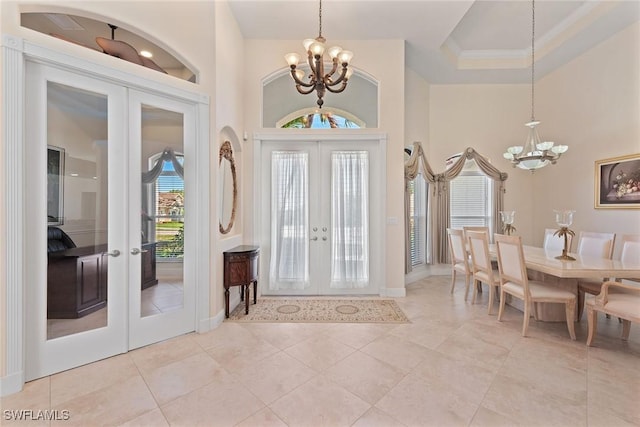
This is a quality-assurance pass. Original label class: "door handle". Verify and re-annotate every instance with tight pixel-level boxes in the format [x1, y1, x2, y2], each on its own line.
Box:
[104, 249, 121, 257]
[322, 236, 327, 241]
[130, 247, 149, 255]
[311, 236, 318, 241]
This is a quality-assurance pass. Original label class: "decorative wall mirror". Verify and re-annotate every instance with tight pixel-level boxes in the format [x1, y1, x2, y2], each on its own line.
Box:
[219, 141, 237, 234]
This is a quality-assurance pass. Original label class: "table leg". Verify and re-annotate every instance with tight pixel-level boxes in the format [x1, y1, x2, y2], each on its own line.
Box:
[245, 284, 250, 314]
[253, 281, 257, 304]
[224, 287, 230, 318]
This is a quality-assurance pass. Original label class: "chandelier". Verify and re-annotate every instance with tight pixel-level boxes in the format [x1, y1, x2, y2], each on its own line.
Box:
[284, 0, 353, 108]
[503, 0, 568, 171]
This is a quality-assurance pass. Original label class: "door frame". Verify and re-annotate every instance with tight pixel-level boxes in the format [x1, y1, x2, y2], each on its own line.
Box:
[253, 129, 387, 296]
[1, 35, 210, 395]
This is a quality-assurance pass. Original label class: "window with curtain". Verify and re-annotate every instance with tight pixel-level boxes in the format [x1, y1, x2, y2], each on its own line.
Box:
[331, 151, 369, 288]
[450, 166, 494, 233]
[269, 151, 309, 290]
[408, 174, 427, 267]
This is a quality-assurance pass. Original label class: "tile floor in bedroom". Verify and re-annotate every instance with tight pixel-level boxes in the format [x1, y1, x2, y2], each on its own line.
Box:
[2, 275, 639, 426]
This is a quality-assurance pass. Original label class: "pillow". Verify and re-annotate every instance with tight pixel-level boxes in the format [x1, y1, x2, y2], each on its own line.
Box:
[95, 37, 143, 65]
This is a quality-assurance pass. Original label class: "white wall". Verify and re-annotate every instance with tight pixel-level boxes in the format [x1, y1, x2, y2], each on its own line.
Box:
[532, 21, 640, 243]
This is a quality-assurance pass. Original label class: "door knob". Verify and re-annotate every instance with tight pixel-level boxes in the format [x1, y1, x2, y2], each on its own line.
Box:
[322, 236, 327, 241]
[130, 247, 148, 255]
[311, 236, 318, 241]
[104, 249, 121, 257]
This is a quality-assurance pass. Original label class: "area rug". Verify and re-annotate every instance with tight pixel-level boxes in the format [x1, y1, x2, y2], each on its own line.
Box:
[226, 298, 409, 323]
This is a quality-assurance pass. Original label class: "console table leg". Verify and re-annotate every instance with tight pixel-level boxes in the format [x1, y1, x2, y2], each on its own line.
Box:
[253, 281, 257, 304]
[245, 285, 250, 314]
[224, 287, 230, 318]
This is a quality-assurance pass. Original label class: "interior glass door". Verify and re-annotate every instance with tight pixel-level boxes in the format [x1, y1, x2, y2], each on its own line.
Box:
[127, 90, 197, 349]
[25, 62, 128, 380]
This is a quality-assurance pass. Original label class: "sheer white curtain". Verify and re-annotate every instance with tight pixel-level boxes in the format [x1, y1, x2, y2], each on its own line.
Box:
[331, 151, 369, 288]
[270, 151, 309, 290]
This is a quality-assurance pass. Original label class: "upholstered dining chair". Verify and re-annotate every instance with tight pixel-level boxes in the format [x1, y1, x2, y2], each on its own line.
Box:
[587, 280, 640, 346]
[575, 232, 617, 319]
[447, 228, 471, 299]
[467, 230, 500, 314]
[543, 228, 572, 253]
[495, 233, 577, 340]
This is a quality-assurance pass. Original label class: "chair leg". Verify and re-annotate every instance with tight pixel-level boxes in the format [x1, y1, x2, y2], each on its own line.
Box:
[522, 300, 531, 337]
[472, 279, 479, 304]
[586, 305, 597, 346]
[464, 275, 471, 301]
[565, 301, 576, 340]
[450, 269, 456, 294]
[621, 319, 631, 341]
[576, 289, 585, 321]
[497, 290, 506, 321]
[487, 284, 495, 315]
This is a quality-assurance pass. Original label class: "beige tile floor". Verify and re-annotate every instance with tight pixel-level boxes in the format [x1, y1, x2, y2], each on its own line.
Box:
[3, 275, 639, 426]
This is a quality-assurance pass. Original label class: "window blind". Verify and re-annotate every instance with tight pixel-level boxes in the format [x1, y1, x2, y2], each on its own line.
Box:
[450, 172, 492, 230]
[408, 174, 427, 266]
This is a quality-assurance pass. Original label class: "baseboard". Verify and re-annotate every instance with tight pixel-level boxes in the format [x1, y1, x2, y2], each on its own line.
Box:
[0, 370, 24, 397]
[381, 287, 406, 298]
[204, 292, 241, 331]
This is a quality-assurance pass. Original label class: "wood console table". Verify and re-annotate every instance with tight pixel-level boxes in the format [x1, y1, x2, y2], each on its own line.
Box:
[223, 245, 259, 318]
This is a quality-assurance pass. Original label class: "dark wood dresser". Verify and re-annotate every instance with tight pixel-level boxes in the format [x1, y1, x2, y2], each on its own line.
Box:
[141, 242, 158, 289]
[223, 245, 259, 318]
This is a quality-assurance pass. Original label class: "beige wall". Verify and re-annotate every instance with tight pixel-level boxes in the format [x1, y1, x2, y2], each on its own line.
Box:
[425, 22, 640, 246]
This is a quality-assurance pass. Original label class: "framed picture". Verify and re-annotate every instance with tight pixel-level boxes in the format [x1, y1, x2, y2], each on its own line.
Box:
[595, 153, 640, 209]
[47, 146, 65, 225]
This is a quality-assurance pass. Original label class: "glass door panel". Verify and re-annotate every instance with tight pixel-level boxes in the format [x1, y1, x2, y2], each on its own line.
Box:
[46, 82, 109, 340]
[128, 91, 196, 349]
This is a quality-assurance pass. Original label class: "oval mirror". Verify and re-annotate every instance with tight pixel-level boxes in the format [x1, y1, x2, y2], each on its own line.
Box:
[219, 141, 237, 234]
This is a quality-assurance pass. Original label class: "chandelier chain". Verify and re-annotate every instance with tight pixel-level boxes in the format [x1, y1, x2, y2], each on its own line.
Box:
[531, 0, 535, 121]
[318, 0, 323, 38]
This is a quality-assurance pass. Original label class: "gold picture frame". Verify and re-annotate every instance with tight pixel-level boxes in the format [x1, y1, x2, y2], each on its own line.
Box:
[595, 153, 640, 209]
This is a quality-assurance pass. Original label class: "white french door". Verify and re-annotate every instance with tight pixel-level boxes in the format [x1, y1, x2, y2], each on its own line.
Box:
[259, 136, 383, 295]
[24, 61, 197, 380]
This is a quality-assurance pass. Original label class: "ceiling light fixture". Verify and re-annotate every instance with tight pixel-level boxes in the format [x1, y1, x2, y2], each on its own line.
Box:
[284, 0, 354, 108]
[503, 0, 568, 172]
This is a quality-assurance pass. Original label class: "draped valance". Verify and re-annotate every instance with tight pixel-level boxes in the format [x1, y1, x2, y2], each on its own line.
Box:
[404, 142, 508, 271]
[142, 148, 184, 184]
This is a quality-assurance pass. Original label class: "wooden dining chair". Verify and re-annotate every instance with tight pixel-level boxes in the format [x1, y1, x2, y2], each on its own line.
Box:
[543, 228, 572, 253]
[587, 280, 640, 346]
[495, 233, 577, 340]
[467, 230, 500, 314]
[447, 228, 471, 299]
[576, 232, 617, 319]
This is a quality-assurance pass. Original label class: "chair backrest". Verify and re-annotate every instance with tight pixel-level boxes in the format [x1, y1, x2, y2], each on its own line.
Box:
[543, 228, 572, 252]
[577, 232, 616, 259]
[447, 228, 468, 266]
[467, 230, 492, 275]
[47, 226, 76, 253]
[464, 226, 490, 244]
[494, 233, 528, 292]
[616, 234, 640, 263]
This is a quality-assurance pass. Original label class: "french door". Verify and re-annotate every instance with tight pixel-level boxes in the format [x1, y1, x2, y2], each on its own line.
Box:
[24, 61, 197, 380]
[260, 137, 383, 295]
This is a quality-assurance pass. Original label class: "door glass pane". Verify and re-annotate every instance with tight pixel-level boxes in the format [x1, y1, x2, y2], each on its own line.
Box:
[269, 151, 310, 290]
[140, 105, 184, 317]
[47, 82, 108, 339]
[330, 151, 369, 288]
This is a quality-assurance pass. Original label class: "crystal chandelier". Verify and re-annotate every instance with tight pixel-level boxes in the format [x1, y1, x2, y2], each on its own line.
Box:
[284, 0, 354, 108]
[503, 0, 568, 171]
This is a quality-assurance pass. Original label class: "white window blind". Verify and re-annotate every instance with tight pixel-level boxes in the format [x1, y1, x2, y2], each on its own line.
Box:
[450, 171, 493, 231]
[408, 175, 427, 266]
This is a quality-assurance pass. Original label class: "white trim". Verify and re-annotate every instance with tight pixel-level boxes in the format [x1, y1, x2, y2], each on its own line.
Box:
[276, 107, 366, 129]
[380, 287, 406, 298]
[1, 34, 25, 395]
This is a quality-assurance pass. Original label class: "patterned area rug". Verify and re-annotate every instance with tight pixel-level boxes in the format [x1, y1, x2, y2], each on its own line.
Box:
[227, 298, 409, 323]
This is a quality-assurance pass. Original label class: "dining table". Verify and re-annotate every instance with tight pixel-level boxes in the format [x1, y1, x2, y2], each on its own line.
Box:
[488, 244, 640, 322]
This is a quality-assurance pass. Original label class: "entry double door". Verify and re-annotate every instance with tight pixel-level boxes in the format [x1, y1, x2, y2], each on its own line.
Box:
[24, 62, 197, 380]
[260, 138, 382, 295]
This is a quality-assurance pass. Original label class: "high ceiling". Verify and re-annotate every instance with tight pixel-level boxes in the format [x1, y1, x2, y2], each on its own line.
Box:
[228, 0, 640, 83]
[21, 1, 640, 84]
